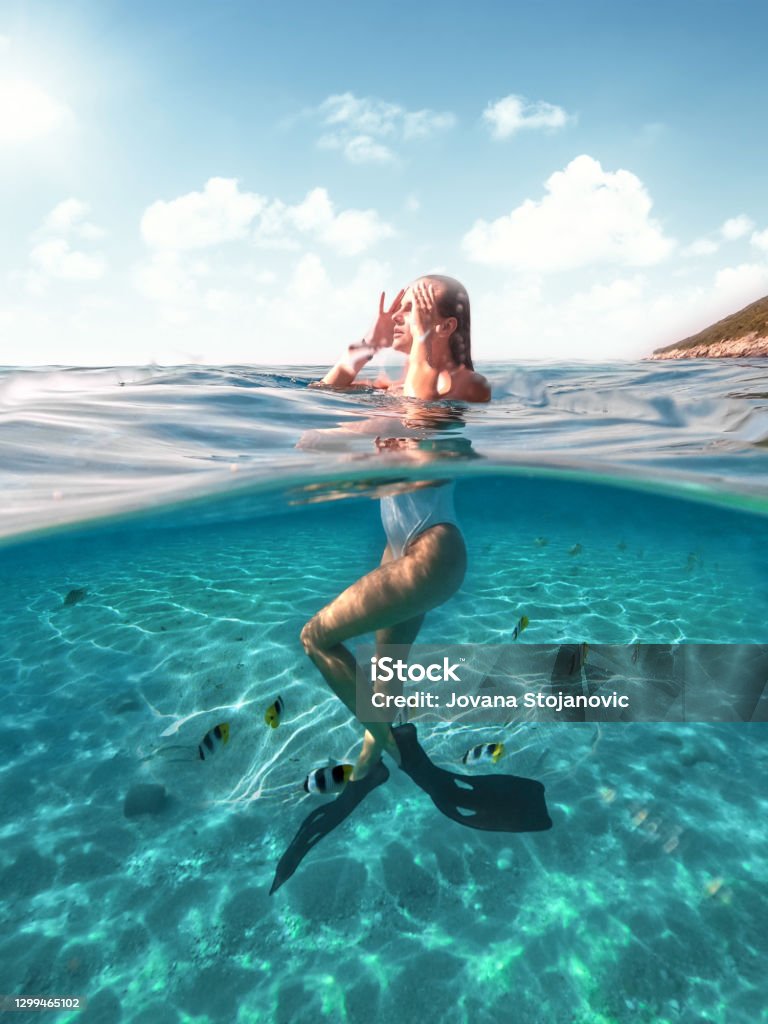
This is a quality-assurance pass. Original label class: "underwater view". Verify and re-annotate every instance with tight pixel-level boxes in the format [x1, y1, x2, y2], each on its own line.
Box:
[1, 360, 767, 1024]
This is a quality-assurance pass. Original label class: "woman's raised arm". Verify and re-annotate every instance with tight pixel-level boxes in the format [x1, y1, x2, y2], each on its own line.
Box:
[314, 290, 404, 389]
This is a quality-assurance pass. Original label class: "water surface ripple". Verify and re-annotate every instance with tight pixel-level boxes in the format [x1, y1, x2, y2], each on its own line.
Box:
[1, 360, 766, 540]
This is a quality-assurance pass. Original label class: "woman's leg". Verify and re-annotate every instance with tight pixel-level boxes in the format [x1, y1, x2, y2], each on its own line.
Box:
[300, 524, 466, 776]
[350, 546, 425, 772]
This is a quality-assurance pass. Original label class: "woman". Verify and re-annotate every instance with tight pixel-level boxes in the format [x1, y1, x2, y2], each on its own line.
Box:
[270, 277, 550, 895]
[319, 275, 490, 402]
[301, 276, 490, 776]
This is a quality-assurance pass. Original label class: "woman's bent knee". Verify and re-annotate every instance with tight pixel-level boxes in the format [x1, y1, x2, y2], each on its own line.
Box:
[300, 618, 319, 654]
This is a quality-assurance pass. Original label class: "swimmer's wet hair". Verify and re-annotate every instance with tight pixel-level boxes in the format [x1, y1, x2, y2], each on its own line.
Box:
[424, 275, 474, 371]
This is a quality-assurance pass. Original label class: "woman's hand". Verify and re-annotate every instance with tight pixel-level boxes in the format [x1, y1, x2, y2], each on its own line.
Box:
[341, 288, 405, 374]
[365, 289, 405, 350]
[319, 288, 405, 387]
[407, 281, 441, 361]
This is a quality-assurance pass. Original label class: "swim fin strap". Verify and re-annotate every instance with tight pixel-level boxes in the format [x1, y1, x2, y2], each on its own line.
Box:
[392, 723, 552, 833]
[269, 759, 390, 895]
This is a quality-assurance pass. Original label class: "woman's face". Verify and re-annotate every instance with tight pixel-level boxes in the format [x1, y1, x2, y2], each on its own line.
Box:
[391, 285, 414, 354]
[391, 278, 439, 354]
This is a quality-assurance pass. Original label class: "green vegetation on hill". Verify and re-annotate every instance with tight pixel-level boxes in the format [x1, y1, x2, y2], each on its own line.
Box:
[654, 294, 768, 354]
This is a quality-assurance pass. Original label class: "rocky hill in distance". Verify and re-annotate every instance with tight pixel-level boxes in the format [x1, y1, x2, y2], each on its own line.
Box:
[650, 294, 768, 359]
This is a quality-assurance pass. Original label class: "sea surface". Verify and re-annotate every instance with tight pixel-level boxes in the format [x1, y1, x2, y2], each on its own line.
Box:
[0, 360, 766, 1024]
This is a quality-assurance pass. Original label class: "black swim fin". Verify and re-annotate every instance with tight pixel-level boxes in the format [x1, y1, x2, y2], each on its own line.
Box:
[392, 724, 552, 833]
[269, 760, 390, 894]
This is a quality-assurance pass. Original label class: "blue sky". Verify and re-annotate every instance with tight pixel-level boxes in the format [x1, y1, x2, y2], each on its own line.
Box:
[1, 0, 767, 365]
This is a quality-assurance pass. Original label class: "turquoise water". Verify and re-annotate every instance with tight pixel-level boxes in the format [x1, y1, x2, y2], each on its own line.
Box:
[1, 362, 767, 1023]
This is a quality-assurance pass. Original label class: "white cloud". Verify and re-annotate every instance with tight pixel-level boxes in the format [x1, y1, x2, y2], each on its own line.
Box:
[254, 187, 394, 256]
[462, 154, 675, 272]
[567, 276, 646, 313]
[318, 130, 395, 165]
[320, 208, 393, 256]
[720, 215, 754, 241]
[291, 252, 330, 299]
[141, 177, 265, 250]
[320, 93, 401, 135]
[474, 257, 768, 362]
[0, 79, 73, 144]
[42, 198, 106, 240]
[287, 189, 334, 233]
[128, 248, 394, 362]
[43, 198, 89, 233]
[713, 262, 768, 307]
[682, 216, 760, 259]
[343, 135, 395, 164]
[314, 92, 455, 163]
[134, 185, 393, 328]
[402, 110, 456, 140]
[683, 238, 719, 257]
[483, 94, 571, 139]
[141, 179, 392, 257]
[287, 188, 394, 256]
[750, 228, 768, 253]
[25, 199, 107, 288]
[138, 178, 393, 270]
[29, 239, 105, 281]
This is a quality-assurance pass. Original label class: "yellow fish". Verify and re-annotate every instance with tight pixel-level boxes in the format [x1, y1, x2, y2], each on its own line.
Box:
[264, 696, 284, 729]
[144, 722, 231, 764]
[462, 742, 505, 766]
[304, 763, 354, 795]
[512, 615, 529, 641]
[570, 643, 589, 673]
[198, 723, 230, 761]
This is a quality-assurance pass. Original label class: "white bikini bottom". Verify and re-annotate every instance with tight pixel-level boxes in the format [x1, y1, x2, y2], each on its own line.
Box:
[380, 482, 460, 558]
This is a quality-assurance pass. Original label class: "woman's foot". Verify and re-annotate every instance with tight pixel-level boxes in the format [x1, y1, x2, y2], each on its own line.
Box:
[351, 728, 401, 779]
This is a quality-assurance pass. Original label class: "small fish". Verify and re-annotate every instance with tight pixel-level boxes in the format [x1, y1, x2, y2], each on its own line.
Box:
[198, 722, 230, 760]
[143, 722, 231, 763]
[705, 877, 725, 898]
[462, 742, 505, 766]
[264, 696, 284, 729]
[304, 763, 353, 795]
[511, 614, 529, 641]
[617, 540, 627, 551]
[534, 537, 549, 547]
[569, 543, 582, 556]
[569, 643, 589, 674]
[708, 880, 737, 905]
[631, 643, 641, 664]
[63, 588, 87, 607]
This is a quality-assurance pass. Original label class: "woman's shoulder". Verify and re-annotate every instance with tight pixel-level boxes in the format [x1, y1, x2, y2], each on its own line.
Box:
[452, 368, 491, 403]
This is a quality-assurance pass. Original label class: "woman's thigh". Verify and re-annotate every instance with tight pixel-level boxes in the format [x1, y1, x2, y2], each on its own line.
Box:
[308, 524, 466, 647]
[374, 544, 425, 648]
